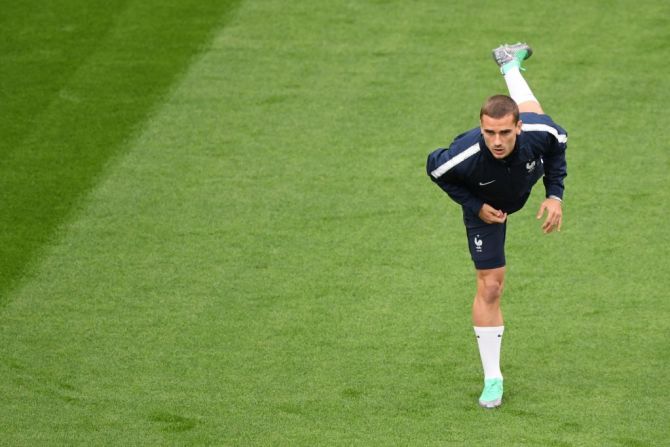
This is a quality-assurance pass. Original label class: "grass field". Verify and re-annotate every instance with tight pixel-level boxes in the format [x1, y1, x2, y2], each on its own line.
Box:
[1, 0, 669, 445]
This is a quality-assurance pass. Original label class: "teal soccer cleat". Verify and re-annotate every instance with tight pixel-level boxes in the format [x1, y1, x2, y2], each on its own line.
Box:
[492, 42, 533, 74]
[479, 378, 503, 408]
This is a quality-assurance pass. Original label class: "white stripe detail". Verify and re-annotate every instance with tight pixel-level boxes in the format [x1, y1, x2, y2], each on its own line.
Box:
[521, 123, 568, 144]
[430, 143, 480, 179]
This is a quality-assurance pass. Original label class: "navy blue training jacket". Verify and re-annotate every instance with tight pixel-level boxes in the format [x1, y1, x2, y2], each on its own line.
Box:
[426, 112, 567, 216]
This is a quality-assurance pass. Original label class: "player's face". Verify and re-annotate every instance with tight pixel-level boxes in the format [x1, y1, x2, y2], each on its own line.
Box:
[480, 113, 522, 159]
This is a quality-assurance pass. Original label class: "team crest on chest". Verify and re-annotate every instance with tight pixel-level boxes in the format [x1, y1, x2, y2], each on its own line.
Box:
[526, 160, 536, 173]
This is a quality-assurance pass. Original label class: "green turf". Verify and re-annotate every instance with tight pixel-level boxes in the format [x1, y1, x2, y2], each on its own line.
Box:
[1, 0, 669, 445]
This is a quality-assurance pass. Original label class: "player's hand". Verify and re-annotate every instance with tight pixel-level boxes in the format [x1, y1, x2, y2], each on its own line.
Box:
[478, 203, 507, 224]
[537, 198, 562, 233]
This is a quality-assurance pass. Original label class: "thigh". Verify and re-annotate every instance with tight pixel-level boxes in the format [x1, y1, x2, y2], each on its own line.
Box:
[463, 210, 507, 269]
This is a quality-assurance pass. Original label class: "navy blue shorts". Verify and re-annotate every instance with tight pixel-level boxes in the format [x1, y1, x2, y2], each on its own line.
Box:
[463, 209, 507, 270]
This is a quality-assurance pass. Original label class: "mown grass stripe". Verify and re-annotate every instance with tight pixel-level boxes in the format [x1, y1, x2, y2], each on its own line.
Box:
[0, 0, 240, 303]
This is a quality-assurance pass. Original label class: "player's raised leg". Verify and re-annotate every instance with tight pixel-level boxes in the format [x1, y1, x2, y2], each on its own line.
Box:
[492, 42, 544, 114]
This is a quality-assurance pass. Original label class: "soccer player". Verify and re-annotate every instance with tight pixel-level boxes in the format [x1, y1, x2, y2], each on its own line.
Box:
[426, 43, 568, 408]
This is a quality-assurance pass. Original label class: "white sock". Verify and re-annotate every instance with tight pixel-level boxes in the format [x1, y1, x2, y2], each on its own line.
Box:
[474, 326, 504, 380]
[503, 66, 538, 105]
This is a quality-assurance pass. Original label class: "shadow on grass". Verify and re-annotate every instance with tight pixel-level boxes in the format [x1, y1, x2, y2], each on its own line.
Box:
[0, 0, 240, 305]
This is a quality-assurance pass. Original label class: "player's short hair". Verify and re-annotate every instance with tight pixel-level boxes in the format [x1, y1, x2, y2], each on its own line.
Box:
[480, 95, 519, 123]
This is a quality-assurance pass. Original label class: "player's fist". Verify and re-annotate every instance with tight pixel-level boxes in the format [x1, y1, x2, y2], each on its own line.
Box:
[479, 203, 507, 224]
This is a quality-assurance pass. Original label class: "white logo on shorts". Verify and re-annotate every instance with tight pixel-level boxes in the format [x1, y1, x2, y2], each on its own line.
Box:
[474, 235, 483, 253]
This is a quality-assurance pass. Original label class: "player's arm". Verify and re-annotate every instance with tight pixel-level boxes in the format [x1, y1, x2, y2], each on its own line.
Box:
[542, 143, 567, 201]
[427, 148, 484, 216]
[537, 121, 568, 233]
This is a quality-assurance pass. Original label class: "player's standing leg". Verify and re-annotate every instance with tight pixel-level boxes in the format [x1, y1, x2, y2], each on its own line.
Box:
[466, 213, 506, 408]
[473, 267, 505, 408]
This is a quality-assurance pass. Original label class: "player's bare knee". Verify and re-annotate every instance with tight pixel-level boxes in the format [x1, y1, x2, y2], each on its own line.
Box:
[479, 280, 503, 304]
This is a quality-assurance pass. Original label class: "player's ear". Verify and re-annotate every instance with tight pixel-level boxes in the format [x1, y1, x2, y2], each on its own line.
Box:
[516, 119, 523, 134]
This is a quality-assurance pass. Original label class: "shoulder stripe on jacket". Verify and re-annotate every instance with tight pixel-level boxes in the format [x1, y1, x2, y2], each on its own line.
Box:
[521, 123, 568, 144]
[430, 143, 480, 179]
